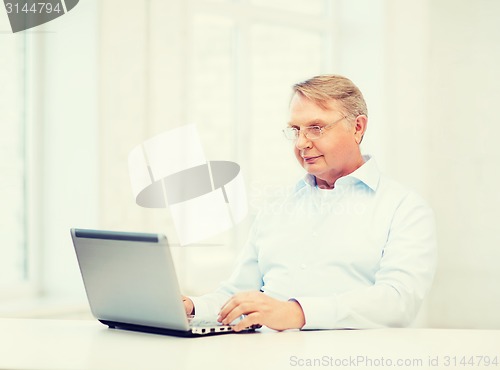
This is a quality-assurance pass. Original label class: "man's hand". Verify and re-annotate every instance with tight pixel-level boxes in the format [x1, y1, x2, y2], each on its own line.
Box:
[182, 295, 194, 316]
[217, 291, 305, 332]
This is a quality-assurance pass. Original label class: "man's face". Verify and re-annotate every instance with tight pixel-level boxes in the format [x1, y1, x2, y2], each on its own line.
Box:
[288, 93, 365, 188]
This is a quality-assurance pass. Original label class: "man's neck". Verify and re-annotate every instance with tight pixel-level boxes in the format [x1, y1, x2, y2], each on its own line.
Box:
[315, 155, 365, 190]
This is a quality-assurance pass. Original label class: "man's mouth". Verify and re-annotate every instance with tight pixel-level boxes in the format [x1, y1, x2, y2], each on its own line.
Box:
[302, 155, 322, 163]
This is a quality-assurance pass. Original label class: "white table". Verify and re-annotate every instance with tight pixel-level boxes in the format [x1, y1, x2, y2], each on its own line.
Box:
[1, 318, 499, 369]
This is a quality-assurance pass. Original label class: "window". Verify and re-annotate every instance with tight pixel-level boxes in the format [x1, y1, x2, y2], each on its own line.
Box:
[98, 0, 339, 295]
[187, 0, 334, 209]
[171, 0, 336, 293]
[1, 0, 337, 307]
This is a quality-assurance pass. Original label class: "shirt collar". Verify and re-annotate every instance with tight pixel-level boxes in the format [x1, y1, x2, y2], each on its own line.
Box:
[299, 155, 380, 191]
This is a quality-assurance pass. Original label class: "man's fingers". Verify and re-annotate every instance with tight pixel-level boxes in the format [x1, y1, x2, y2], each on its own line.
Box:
[182, 296, 194, 316]
[233, 312, 261, 332]
[220, 303, 249, 325]
[219, 293, 252, 321]
[218, 299, 237, 322]
[218, 291, 263, 325]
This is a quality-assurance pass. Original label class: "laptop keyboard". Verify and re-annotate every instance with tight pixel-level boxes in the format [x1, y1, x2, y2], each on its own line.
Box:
[189, 318, 227, 327]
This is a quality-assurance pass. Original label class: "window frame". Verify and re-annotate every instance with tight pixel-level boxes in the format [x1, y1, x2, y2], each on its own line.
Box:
[0, 32, 40, 301]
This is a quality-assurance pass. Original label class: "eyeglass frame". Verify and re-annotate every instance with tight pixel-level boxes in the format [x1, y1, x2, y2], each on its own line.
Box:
[282, 115, 348, 141]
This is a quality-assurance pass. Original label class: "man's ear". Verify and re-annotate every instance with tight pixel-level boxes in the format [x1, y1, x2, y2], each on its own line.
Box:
[353, 115, 367, 144]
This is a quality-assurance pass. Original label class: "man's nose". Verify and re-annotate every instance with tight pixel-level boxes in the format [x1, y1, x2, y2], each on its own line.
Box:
[295, 131, 312, 150]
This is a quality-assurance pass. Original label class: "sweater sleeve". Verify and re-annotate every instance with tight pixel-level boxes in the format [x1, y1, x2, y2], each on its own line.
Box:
[190, 216, 264, 320]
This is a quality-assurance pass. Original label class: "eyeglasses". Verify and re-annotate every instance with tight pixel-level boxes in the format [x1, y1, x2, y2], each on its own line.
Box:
[282, 116, 346, 141]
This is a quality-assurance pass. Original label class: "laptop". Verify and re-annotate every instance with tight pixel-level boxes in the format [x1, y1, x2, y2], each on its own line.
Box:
[70, 228, 252, 337]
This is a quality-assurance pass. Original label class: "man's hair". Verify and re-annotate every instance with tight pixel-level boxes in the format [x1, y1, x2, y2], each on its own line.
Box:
[292, 75, 368, 120]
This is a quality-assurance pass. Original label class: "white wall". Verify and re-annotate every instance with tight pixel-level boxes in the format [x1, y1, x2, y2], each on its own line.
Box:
[425, 0, 500, 328]
[333, 0, 500, 328]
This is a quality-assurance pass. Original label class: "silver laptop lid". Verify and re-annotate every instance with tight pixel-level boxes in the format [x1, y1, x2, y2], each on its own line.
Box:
[71, 228, 190, 332]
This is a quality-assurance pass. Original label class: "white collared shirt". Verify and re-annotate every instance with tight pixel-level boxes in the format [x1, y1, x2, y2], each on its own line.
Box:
[191, 156, 437, 329]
